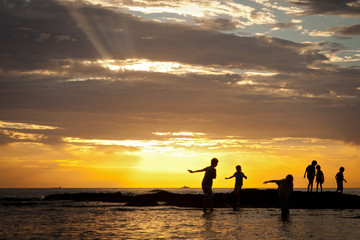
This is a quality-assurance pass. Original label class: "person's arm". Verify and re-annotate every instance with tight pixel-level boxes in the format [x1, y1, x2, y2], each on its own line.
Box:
[263, 180, 278, 184]
[225, 172, 235, 179]
[188, 168, 206, 173]
[344, 178, 347, 183]
[304, 168, 307, 178]
[243, 172, 247, 179]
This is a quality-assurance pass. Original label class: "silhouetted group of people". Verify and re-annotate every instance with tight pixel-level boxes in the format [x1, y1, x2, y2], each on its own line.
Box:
[304, 160, 347, 193]
[188, 158, 249, 212]
[188, 158, 348, 217]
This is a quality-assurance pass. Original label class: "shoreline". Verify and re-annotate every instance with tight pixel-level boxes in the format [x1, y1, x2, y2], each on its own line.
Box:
[37, 189, 360, 209]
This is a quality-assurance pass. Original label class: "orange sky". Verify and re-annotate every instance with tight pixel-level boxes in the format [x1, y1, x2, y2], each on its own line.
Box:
[1, 126, 359, 188]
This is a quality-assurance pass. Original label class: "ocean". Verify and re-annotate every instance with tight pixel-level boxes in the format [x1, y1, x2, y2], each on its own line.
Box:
[1, 188, 360, 239]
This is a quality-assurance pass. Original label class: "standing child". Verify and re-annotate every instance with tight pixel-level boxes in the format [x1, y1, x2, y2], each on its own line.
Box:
[304, 160, 317, 192]
[316, 165, 324, 192]
[188, 158, 219, 212]
[335, 167, 347, 194]
[264, 175, 294, 218]
[225, 165, 247, 210]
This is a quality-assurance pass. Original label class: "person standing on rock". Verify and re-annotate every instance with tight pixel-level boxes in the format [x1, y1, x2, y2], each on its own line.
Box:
[316, 165, 325, 192]
[188, 158, 219, 212]
[335, 167, 347, 194]
[304, 160, 317, 192]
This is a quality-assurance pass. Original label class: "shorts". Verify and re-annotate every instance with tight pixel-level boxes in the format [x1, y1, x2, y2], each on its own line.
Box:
[202, 186, 213, 200]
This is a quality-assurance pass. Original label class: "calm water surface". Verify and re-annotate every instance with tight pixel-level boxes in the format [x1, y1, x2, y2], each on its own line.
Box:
[1, 188, 359, 239]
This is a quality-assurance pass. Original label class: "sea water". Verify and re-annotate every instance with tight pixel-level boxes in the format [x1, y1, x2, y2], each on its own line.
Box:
[1, 188, 360, 239]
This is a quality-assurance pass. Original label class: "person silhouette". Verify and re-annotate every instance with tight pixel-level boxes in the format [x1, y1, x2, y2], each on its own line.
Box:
[264, 174, 294, 218]
[225, 165, 247, 210]
[316, 165, 324, 192]
[188, 158, 219, 212]
[304, 160, 317, 192]
[335, 167, 347, 194]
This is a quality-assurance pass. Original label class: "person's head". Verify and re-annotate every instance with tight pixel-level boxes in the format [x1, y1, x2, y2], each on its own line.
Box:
[236, 165, 241, 171]
[339, 167, 345, 172]
[286, 174, 294, 183]
[316, 165, 321, 170]
[311, 160, 317, 166]
[211, 158, 219, 167]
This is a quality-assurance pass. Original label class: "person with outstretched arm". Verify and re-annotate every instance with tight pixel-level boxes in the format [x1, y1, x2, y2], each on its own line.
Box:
[225, 165, 247, 210]
[188, 158, 219, 212]
[264, 174, 293, 218]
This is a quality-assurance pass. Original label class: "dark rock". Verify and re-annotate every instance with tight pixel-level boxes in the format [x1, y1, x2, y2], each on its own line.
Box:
[43, 192, 127, 202]
[42, 189, 360, 209]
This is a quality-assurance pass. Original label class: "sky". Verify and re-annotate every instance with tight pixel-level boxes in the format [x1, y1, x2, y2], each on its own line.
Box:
[1, 0, 360, 188]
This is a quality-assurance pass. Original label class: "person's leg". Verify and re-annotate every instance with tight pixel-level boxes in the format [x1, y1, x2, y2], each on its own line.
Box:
[202, 187, 208, 212]
[203, 198, 208, 212]
[202, 187, 213, 212]
[279, 199, 290, 218]
[209, 188, 214, 212]
[340, 182, 343, 194]
[232, 186, 241, 210]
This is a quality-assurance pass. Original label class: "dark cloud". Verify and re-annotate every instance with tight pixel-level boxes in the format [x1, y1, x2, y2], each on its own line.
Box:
[0, 0, 359, 146]
[273, 23, 295, 29]
[328, 24, 360, 36]
[1, 65, 360, 144]
[1, 0, 329, 74]
[289, 0, 360, 16]
[194, 18, 239, 31]
[0, 132, 15, 145]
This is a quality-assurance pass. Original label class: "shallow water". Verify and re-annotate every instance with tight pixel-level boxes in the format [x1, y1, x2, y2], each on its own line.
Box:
[1, 189, 360, 239]
[1, 203, 360, 239]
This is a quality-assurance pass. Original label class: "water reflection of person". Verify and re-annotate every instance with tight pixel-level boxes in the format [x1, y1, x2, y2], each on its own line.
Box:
[335, 167, 347, 194]
[188, 158, 219, 212]
[316, 165, 324, 192]
[264, 174, 294, 218]
[225, 165, 247, 210]
[304, 160, 317, 192]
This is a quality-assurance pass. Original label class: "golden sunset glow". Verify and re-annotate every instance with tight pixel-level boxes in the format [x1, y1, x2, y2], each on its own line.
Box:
[1, 119, 359, 188]
[99, 58, 236, 75]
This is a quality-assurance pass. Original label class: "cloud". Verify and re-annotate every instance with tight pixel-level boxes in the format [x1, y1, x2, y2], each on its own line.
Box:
[289, 0, 360, 17]
[0, 0, 332, 75]
[308, 30, 334, 37]
[194, 18, 240, 31]
[273, 22, 296, 29]
[1, 0, 326, 74]
[328, 24, 360, 36]
[0, 0, 359, 147]
[72, 0, 277, 26]
[253, 0, 303, 14]
[1, 63, 360, 144]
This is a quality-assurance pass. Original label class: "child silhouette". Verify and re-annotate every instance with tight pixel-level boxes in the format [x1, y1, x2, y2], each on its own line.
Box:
[225, 165, 247, 210]
[316, 165, 324, 192]
[335, 167, 347, 194]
